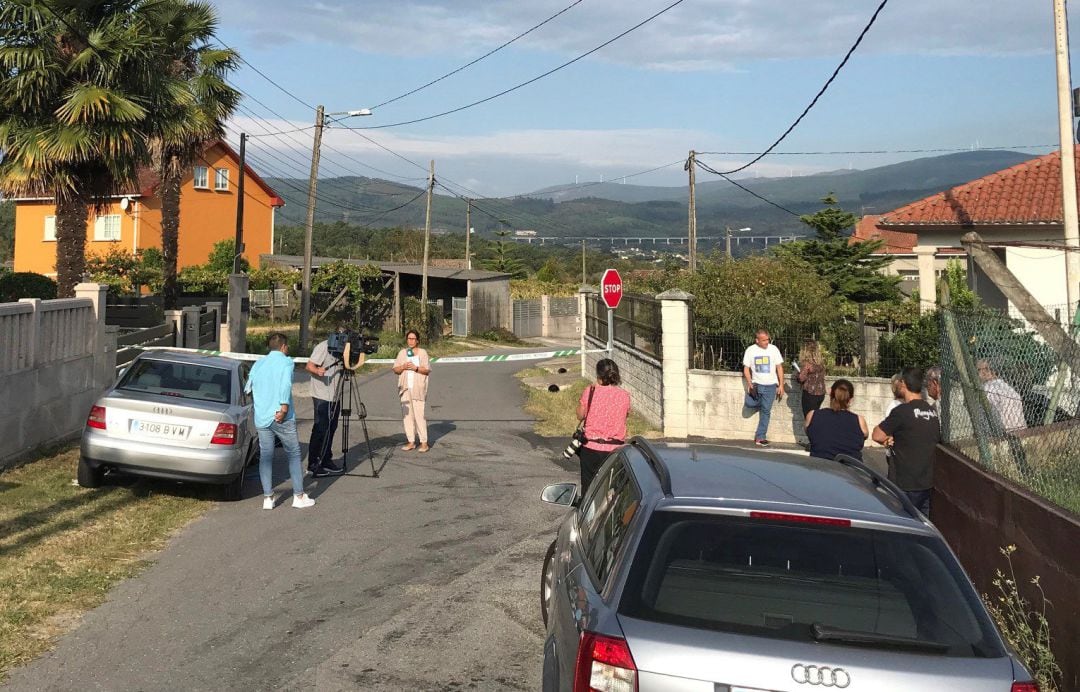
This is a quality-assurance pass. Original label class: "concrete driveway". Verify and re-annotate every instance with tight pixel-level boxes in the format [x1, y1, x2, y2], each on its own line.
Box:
[4, 349, 578, 691]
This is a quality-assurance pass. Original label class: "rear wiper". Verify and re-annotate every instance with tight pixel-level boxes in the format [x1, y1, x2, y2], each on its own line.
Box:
[811, 623, 950, 653]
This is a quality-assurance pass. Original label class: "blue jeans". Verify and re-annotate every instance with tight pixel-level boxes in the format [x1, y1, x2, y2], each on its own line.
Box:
[754, 384, 778, 440]
[308, 398, 340, 470]
[256, 419, 305, 497]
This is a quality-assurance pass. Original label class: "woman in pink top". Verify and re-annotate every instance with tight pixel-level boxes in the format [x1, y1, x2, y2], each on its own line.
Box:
[576, 358, 631, 495]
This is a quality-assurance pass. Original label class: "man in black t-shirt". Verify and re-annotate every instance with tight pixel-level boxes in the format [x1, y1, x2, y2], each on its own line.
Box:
[872, 367, 941, 516]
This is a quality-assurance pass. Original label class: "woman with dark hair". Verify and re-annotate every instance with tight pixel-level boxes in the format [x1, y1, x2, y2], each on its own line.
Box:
[576, 358, 631, 494]
[393, 329, 432, 452]
[796, 338, 826, 419]
[805, 378, 868, 461]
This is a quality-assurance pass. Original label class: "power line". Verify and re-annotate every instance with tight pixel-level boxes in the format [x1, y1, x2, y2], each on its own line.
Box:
[522, 159, 685, 197]
[339, 0, 688, 131]
[716, 0, 890, 175]
[217, 40, 317, 111]
[369, 0, 586, 110]
[697, 144, 1058, 156]
[694, 159, 801, 217]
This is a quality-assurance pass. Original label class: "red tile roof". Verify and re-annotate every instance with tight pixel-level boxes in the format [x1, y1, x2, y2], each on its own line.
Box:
[877, 147, 1075, 228]
[851, 215, 919, 254]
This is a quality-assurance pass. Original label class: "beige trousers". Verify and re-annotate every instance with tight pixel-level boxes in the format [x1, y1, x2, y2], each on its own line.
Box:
[401, 397, 428, 444]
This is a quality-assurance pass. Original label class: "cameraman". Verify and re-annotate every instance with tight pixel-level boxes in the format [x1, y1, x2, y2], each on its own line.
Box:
[305, 327, 364, 477]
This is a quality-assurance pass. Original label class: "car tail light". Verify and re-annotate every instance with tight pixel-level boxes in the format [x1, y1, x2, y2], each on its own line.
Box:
[749, 511, 851, 527]
[1012, 683, 1040, 692]
[574, 631, 637, 692]
[211, 423, 237, 445]
[86, 405, 107, 430]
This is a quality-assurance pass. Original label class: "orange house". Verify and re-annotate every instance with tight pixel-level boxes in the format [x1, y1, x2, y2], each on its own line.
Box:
[13, 140, 285, 277]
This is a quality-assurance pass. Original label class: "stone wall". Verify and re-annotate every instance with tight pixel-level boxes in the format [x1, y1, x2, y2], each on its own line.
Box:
[685, 370, 896, 443]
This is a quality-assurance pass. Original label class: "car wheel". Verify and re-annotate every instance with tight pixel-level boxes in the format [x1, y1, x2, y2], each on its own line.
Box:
[541, 539, 557, 627]
[77, 457, 104, 488]
[222, 469, 245, 501]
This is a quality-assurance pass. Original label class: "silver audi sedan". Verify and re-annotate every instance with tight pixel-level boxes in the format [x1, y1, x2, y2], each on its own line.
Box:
[79, 351, 258, 500]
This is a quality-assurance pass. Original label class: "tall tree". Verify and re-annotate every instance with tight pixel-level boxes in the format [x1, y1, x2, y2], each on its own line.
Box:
[772, 194, 900, 303]
[482, 229, 527, 278]
[0, 0, 160, 296]
[143, 1, 238, 308]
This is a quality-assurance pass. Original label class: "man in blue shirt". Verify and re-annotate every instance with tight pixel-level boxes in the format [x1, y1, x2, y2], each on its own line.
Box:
[245, 332, 315, 510]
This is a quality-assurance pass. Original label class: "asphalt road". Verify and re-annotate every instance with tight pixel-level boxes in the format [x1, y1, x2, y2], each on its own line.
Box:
[4, 350, 578, 691]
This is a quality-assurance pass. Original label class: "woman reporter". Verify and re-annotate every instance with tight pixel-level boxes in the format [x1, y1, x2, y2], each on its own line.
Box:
[576, 358, 631, 495]
[393, 329, 431, 452]
[805, 378, 868, 461]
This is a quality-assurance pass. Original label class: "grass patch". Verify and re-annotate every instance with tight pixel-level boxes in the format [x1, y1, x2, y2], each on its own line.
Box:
[517, 372, 661, 439]
[0, 447, 210, 678]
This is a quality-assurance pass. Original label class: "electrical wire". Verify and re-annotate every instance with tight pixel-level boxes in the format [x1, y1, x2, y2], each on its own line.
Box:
[369, 0, 587, 110]
[697, 144, 1058, 156]
[694, 159, 801, 217]
[338, 0, 688, 131]
[716, 0, 890, 175]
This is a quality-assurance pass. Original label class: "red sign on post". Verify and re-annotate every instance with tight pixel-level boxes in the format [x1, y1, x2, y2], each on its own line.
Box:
[601, 268, 623, 310]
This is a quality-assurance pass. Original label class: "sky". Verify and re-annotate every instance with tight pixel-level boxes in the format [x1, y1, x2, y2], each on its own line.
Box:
[213, 0, 1080, 198]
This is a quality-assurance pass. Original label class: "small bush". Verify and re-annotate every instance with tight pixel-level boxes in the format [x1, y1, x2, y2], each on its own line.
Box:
[983, 545, 1061, 691]
[476, 327, 523, 344]
[0, 272, 57, 302]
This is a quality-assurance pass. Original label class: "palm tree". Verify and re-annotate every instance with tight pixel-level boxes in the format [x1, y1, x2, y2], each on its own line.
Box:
[0, 0, 161, 297]
[142, 1, 239, 309]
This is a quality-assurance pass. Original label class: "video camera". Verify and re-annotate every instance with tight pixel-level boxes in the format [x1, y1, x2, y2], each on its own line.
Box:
[327, 329, 379, 368]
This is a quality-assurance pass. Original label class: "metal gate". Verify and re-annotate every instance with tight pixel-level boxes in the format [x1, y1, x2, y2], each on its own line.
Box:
[452, 297, 469, 336]
[513, 299, 542, 337]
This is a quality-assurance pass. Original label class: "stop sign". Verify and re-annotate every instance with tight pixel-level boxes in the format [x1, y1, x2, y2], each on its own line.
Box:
[601, 268, 623, 310]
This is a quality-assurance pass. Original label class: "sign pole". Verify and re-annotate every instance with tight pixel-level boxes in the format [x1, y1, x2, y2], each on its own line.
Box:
[607, 308, 614, 353]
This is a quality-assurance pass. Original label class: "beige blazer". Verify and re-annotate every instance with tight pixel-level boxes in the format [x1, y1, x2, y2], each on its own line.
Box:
[394, 347, 431, 401]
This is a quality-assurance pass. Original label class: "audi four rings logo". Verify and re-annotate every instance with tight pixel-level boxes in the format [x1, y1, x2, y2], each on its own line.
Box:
[791, 664, 851, 688]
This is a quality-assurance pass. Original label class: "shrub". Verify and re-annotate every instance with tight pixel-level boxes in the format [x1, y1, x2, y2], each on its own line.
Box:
[0, 272, 57, 302]
[476, 327, 523, 344]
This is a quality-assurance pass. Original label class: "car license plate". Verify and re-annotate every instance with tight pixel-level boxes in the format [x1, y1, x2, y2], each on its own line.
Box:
[130, 420, 190, 440]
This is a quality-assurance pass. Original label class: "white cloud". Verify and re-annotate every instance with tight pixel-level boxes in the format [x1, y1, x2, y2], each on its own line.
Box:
[216, 0, 1058, 70]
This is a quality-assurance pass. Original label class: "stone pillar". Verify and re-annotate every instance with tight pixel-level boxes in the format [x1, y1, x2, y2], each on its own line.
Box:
[658, 289, 693, 438]
[224, 273, 249, 354]
[914, 245, 938, 313]
[540, 294, 551, 338]
[165, 309, 183, 347]
[181, 306, 201, 348]
[74, 282, 108, 388]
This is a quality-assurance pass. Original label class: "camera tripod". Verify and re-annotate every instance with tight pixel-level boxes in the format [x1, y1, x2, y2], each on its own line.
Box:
[334, 366, 378, 478]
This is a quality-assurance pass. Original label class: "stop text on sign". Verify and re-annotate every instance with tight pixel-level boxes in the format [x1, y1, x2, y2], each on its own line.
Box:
[601, 268, 623, 310]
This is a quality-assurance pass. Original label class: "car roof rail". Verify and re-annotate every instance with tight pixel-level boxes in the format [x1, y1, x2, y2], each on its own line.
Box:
[630, 436, 672, 498]
[831, 453, 923, 521]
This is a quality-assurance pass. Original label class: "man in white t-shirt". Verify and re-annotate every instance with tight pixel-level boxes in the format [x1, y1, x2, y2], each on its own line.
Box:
[742, 329, 785, 447]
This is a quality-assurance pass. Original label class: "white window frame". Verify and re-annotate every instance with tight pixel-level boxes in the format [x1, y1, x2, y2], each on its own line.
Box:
[43, 215, 57, 242]
[214, 167, 230, 191]
[93, 214, 122, 241]
[193, 165, 209, 189]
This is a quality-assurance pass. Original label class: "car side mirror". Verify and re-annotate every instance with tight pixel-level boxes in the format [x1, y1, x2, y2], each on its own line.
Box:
[541, 482, 577, 507]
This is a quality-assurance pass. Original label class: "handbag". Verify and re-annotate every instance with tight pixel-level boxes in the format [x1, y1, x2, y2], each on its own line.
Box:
[572, 386, 596, 453]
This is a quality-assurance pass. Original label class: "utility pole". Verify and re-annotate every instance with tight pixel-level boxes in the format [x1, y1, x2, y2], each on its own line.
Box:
[421, 159, 434, 322]
[465, 198, 472, 271]
[299, 105, 325, 351]
[725, 226, 732, 259]
[232, 132, 247, 274]
[1054, 0, 1080, 317]
[685, 150, 697, 272]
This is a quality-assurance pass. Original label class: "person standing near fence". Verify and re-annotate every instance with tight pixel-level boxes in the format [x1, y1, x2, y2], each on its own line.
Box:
[743, 329, 784, 447]
[796, 338, 826, 420]
[806, 379, 868, 460]
[872, 367, 940, 516]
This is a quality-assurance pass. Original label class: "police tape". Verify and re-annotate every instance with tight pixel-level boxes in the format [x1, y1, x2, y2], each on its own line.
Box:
[136, 346, 581, 365]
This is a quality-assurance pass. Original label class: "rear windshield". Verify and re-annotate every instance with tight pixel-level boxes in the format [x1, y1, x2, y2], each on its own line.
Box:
[119, 360, 231, 404]
[619, 512, 1004, 658]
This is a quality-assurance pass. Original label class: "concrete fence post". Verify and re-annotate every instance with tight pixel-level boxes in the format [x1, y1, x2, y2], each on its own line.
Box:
[164, 310, 183, 347]
[224, 273, 250, 355]
[181, 306, 201, 349]
[658, 289, 693, 438]
[17, 298, 41, 369]
[74, 282, 108, 388]
[540, 294, 551, 338]
[578, 285, 596, 378]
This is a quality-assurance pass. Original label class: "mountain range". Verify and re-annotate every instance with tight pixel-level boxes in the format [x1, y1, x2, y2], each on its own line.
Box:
[266, 150, 1036, 243]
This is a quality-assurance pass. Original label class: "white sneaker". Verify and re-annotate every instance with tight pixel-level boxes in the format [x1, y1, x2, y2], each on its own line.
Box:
[263, 495, 275, 510]
[292, 493, 316, 509]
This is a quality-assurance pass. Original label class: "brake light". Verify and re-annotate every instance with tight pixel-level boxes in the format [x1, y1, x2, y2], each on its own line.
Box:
[211, 423, 237, 445]
[86, 405, 107, 430]
[1012, 683, 1040, 692]
[574, 631, 637, 692]
[749, 511, 851, 527]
